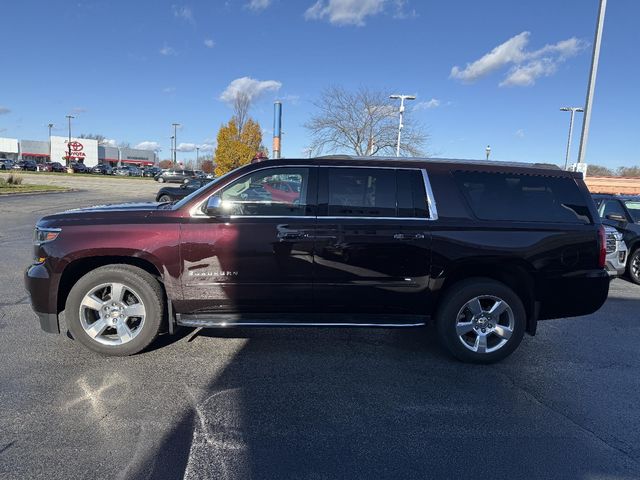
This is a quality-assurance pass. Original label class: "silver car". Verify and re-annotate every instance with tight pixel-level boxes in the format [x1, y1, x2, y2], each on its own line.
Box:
[604, 225, 628, 277]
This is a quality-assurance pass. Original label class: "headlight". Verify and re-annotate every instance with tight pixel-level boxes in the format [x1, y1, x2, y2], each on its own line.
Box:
[34, 227, 61, 245]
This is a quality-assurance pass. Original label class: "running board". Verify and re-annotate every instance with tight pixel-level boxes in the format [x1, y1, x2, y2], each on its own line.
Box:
[175, 313, 427, 329]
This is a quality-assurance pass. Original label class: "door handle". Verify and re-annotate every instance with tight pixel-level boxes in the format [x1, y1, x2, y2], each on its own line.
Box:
[393, 233, 425, 240]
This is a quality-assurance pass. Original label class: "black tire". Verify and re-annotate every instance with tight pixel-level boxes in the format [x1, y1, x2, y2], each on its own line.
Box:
[436, 278, 526, 364]
[627, 248, 640, 285]
[158, 194, 172, 203]
[65, 264, 164, 356]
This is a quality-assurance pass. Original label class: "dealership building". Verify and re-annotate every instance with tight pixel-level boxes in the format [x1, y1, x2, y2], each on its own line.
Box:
[0, 136, 157, 168]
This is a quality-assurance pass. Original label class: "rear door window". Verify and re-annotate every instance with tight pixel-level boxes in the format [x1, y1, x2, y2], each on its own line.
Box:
[454, 171, 591, 224]
[320, 168, 429, 218]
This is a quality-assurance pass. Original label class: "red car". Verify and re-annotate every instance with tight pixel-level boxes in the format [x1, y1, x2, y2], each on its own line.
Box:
[39, 162, 66, 173]
[262, 180, 300, 203]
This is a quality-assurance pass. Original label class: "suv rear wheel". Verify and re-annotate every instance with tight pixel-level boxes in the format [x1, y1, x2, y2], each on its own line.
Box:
[436, 278, 525, 364]
[65, 265, 164, 356]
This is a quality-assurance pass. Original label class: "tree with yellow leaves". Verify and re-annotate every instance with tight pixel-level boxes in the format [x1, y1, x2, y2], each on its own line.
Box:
[214, 117, 263, 176]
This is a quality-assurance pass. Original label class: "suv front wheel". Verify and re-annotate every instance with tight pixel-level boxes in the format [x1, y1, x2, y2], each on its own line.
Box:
[436, 278, 526, 364]
[65, 265, 164, 356]
[627, 248, 640, 284]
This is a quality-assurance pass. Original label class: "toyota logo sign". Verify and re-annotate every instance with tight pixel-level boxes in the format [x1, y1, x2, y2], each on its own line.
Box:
[68, 141, 84, 152]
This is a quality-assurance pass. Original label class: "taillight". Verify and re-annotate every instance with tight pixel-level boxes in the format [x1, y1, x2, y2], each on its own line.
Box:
[598, 224, 606, 269]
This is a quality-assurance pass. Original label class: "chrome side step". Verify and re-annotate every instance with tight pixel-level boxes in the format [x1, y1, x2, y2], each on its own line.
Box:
[175, 313, 427, 329]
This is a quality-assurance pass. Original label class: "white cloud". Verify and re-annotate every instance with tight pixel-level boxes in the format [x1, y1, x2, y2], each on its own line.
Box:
[515, 129, 525, 138]
[160, 44, 177, 56]
[198, 143, 215, 152]
[278, 93, 301, 105]
[0, 106, 10, 115]
[305, 0, 386, 26]
[220, 76, 282, 102]
[100, 139, 118, 147]
[204, 38, 215, 48]
[177, 142, 196, 152]
[162, 86, 176, 93]
[172, 5, 194, 22]
[246, 0, 271, 11]
[500, 59, 557, 87]
[413, 98, 440, 110]
[135, 141, 160, 151]
[450, 31, 587, 87]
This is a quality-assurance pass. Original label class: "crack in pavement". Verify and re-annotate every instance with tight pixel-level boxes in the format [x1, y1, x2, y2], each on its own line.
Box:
[497, 369, 640, 469]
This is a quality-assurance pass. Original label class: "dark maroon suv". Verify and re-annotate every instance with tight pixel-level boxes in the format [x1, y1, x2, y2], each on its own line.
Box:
[25, 156, 610, 363]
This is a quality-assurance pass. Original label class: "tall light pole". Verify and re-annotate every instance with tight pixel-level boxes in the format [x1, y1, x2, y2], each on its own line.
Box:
[196, 147, 200, 169]
[560, 107, 584, 170]
[170, 136, 175, 167]
[485, 145, 491, 160]
[577, 0, 607, 165]
[47, 123, 54, 160]
[65, 115, 74, 166]
[172, 123, 180, 166]
[389, 94, 416, 157]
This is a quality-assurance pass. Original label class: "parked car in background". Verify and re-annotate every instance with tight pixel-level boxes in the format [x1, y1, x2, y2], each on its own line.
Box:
[114, 165, 142, 177]
[39, 162, 66, 173]
[26, 156, 609, 363]
[154, 169, 196, 183]
[603, 225, 628, 277]
[142, 166, 162, 177]
[69, 162, 89, 174]
[13, 160, 38, 171]
[593, 194, 640, 284]
[0, 159, 15, 170]
[155, 178, 212, 202]
[92, 164, 114, 175]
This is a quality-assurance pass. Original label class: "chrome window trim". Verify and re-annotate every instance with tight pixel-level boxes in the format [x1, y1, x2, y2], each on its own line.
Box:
[191, 163, 440, 222]
[421, 169, 439, 221]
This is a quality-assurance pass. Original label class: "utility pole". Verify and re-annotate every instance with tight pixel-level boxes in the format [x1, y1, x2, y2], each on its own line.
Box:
[48, 123, 54, 160]
[560, 107, 584, 169]
[389, 94, 416, 157]
[172, 123, 180, 166]
[65, 115, 74, 166]
[577, 0, 607, 165]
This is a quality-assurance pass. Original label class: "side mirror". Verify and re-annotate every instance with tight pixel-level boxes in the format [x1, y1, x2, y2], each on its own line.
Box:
[205, 195, 224, 217]
[606, 213, 627, 223]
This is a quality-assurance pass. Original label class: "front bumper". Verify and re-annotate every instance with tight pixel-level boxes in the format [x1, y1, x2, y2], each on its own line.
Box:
[24, 263, 60, 334]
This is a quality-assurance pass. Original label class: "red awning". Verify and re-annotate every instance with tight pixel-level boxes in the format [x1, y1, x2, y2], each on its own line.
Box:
[121, 159, 154, 166]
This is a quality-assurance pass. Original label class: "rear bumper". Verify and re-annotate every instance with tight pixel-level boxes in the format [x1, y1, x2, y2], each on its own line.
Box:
[24, 263, 60, 334]
[538, 269, 610, 320]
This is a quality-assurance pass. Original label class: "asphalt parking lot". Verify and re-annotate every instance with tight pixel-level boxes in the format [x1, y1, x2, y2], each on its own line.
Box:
[1, 176, 640, 479]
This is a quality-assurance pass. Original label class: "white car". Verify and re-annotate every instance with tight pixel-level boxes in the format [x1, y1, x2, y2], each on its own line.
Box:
[604, 225, 628, 277]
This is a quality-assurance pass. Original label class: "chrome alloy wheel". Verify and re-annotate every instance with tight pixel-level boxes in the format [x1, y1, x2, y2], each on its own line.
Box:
[632, 252, 640, 279]
[455, 295, 515, 354]
[79, 282, 146, 346]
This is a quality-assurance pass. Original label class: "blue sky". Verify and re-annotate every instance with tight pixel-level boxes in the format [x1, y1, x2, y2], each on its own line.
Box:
[1, 0, 638, 168]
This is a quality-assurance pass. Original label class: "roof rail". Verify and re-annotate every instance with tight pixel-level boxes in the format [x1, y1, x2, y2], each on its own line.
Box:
[311, 155, 561, 170]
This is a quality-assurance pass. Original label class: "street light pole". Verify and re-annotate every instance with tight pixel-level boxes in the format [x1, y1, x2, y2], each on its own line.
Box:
[170, 136, 175, 166]
[485, 145, 491, 160]
[196, 147, 200, 169]
[65, 115, 74, 166]
[560, 107, 584, 169]
[48, 123, 54, 160]
[172, 123, 180, 166]
[389, 94, 416, 157]
[577, 0, 607, 165]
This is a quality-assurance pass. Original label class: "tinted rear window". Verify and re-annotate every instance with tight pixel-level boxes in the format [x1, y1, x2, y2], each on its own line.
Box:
[454, 171, 591, 224]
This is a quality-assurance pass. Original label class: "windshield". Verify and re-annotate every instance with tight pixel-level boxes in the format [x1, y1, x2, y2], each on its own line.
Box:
[624, 200, 640, 222]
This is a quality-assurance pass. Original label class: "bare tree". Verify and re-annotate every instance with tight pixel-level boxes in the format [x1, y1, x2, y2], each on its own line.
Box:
[305, 86, 428, 157]
[233, 92, 251, 134]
